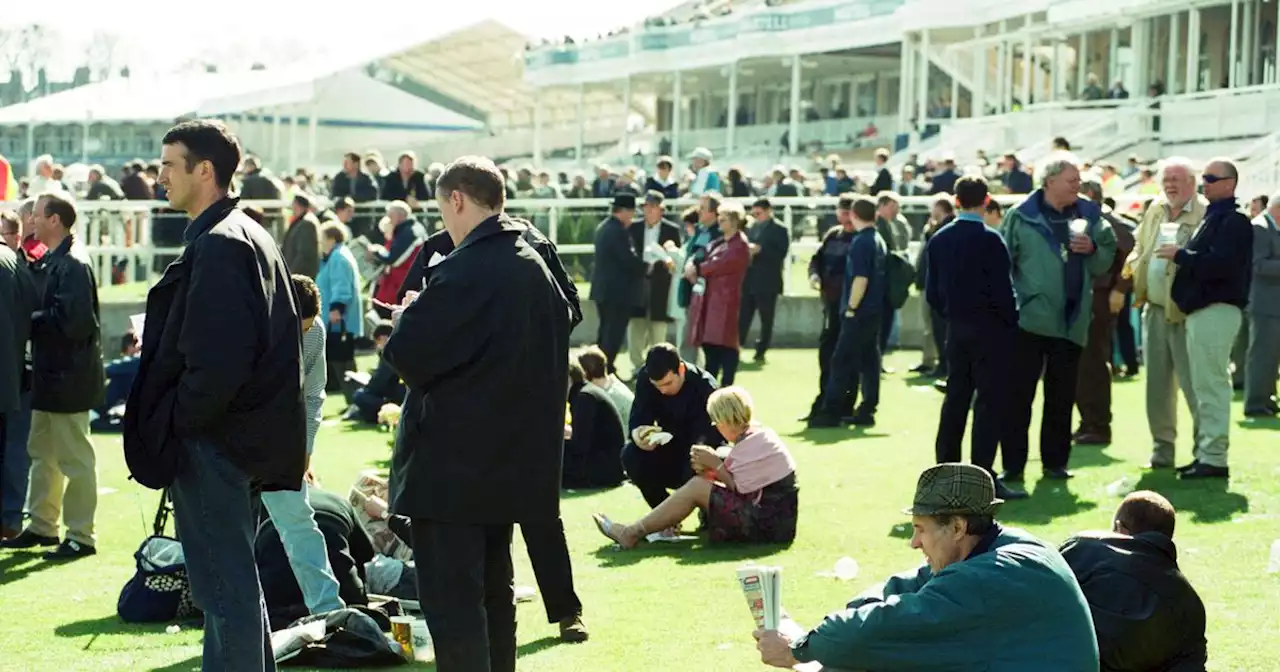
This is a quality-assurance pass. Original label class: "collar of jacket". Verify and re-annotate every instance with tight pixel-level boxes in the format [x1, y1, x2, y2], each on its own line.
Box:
[453, 213, 520, 255]
[964, 521, 1004, 561]
[183, 196, 241, 243]
[1015, 190, 1100, 238]
[1133, 531, 1178, 562]
[953, 212, 984, 225]
[1205, 197, 1239, 219]
[45, 234, 75, 258]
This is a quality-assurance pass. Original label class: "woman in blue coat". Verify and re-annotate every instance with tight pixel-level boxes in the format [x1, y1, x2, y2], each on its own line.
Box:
[316, 222, 364, 391]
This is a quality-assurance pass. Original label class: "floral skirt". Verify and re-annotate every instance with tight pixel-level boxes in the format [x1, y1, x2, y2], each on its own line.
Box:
[707, 473, 798, 544]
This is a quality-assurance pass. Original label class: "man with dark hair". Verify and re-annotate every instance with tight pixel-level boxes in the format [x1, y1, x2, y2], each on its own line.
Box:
[0, 225, 36, 540]
[627, 191, 682, 370]
[804, 194, 859, 420]
[1074, 181, 1136, 445]
[382, 155, 576, 666]
[86, 164, 123, 201]
[926, 176, 1025, 500]
[590, 192, 646, 375]
[740, 198, 790, 362]
[239, 155, 282, 201]
[283, 192, 321, 278]
[623, 343, 721, 511]
[874, 191, 913, 365]
[644, 156, 680, 199]
[756, 463, 1097, 670]
[1060, 491, 1207, 671]
[809, 196, 886, 428]
[331, 151, 380, 240]
[564, 356, 625, 489]
[578, 344, 633, 421]
[870, 148, 892, 195]
[380, 150, 431, 204]
[2, 193, 105, 560]
[124, 119, 307, 669]
[330, 196, 355, 227]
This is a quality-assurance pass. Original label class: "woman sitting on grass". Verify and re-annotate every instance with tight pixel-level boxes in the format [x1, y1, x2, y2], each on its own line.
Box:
[593, 386, 798, 548]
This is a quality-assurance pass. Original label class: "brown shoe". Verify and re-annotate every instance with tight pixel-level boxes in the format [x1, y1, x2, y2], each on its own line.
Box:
[0, 526, 19, 541]
[559, 614, 589, 643]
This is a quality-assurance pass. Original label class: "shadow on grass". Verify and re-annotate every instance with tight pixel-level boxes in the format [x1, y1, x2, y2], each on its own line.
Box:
[1237, 416, 1280, 431]
[997, 481, 1098, 525]
[1133, 470, 1249, 524]
[0, 552, 59, 586]
[1069, 446, 1122, 469]
[590, 538, 792, 568]
[786, 428, 888, 445]
[150, 657, 203, 672]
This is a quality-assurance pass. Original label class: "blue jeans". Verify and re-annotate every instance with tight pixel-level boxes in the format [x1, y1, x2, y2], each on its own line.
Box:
[2, 392, 32, 531]
[260, 482, 344, 615]
[170, 439, 274, 672]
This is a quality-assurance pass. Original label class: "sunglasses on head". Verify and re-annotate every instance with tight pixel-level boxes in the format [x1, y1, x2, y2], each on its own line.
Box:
[1202, 173, 1234, 184]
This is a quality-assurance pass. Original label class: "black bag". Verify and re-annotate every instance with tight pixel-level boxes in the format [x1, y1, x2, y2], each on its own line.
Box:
[885, 251, 916, 310]
[276, 608, 405, 667]
[117, 489, 200, 623]
[327, 328, 356, 362]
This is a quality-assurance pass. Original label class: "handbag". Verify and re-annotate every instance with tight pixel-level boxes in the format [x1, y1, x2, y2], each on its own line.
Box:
[116, 489, 201, 623]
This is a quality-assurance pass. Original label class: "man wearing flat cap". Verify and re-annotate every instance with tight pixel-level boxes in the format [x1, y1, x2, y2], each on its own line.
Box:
[755, 463, 1099, 671]
[590, 193, 647, 374]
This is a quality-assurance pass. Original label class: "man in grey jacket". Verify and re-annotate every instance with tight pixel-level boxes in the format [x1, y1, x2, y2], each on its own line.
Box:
[1245, 193, 1280, 417]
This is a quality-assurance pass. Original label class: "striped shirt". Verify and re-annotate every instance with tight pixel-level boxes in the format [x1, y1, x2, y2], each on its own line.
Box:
[302, 321, 327, 455]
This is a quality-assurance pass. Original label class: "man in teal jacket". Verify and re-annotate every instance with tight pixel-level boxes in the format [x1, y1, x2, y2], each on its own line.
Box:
[1000, 158, 1116, 483]
[755, 464, 1099, 671]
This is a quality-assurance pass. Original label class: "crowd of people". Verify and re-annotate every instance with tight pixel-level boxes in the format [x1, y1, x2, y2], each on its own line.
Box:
[1, 115, 1274, 671]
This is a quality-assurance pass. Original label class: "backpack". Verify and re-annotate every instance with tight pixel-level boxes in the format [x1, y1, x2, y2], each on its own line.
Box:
[884, 251, 916, 310]
[117, 489, 201, 623]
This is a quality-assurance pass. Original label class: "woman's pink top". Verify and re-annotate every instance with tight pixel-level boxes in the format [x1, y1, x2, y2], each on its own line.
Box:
[724, 426, 796, 502]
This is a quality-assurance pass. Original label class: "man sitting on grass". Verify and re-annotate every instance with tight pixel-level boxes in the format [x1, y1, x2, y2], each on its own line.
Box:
[1060, 490, 1207, 671]
[342, 321, 405, 425]
[755, 463, 1099, 671]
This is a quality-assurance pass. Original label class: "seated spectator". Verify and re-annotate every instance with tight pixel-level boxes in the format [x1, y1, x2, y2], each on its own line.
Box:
[343, 321, 405, 424]
[90, 331, 142, 432]
[577, 344, 633, 421]
[256, 486, 379, 630]
[619, 344, 722, 512]
[563, 359, 625, 489]
[754, 463, 1098, 671]
[1060, 491, 1207, 672]
[594, 386, 797, 548]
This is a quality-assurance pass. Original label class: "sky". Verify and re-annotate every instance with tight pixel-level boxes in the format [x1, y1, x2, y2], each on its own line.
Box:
[1, 0, 689, 81]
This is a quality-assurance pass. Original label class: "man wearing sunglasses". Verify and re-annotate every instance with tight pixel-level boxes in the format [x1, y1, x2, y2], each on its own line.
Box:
[1154, 159, 1254, 479]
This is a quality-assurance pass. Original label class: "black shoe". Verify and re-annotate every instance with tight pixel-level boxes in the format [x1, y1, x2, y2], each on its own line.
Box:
[1073, 433, 1111, 446]
[1179, 463, 1229, 480]
[1244, 408, 1278, 418]
[807, 414, 842, 429]
[995, 481, 1029, 500]
[43, 539, 96, 560]
[752, 352, 766, 364]
[1175, 461, 1200, 474]
[909, 363, 932, 374]
[1043, 467, 1074, 480]
[842, 414, 876, 428]
[0, 529, 59, 550]
[559, 614, 589, 643]
[999, 470, 1024, 483]
[932, 379, 948, 393]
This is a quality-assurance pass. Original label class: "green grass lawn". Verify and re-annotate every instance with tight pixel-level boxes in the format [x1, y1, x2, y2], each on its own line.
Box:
[1, 350, 1278, 671]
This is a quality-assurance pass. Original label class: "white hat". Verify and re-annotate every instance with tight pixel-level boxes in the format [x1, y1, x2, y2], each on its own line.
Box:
[688, 147, 713, 161]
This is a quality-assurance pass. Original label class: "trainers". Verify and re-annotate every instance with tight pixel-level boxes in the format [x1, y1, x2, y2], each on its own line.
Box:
[559, 614, 589, 643]
[0, 529, 59, 550]
[43, 539, 96, 561]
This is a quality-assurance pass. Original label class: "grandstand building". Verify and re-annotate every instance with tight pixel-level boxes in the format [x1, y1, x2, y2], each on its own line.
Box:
[521, 0, 1280, 191]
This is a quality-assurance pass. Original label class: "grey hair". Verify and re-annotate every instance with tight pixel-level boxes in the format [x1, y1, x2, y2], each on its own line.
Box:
[34, 154, 53, 169]
[1158, 156, 1196, 182]
[1040, 156, 1078, 187]
[385, 200, 411, 218]
[1079, 180, 1103, 202]
[1269, 190, 1280, 206]
[18, 198, 35, 216]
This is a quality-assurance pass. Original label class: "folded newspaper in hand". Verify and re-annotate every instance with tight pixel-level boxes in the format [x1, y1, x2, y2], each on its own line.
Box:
[738, 564, 782, 630]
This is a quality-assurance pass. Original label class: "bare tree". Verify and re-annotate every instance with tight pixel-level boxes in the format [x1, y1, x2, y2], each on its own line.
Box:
[85, 30, 124, 82]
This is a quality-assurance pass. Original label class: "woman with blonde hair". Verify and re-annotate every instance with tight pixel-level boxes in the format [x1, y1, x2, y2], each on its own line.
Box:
[593, 386, 798, 549]
[685, 200, 750, 384]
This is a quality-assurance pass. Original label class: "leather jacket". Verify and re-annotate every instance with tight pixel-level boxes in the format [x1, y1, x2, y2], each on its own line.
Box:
[30, 236, 105, 413]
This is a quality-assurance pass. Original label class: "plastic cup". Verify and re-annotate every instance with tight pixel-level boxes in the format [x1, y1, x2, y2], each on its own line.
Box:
[389, 616, 414, 659]
[1158, 223, 1180, 246]
[1069, 218, 1089, 236]
[410, 619, 433, 663]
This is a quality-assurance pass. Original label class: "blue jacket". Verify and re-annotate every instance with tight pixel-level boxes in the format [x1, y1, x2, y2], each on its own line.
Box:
[926, 213, 1017, 327]
[792, 525, 1099, 671]
[316, 243, 364, 338]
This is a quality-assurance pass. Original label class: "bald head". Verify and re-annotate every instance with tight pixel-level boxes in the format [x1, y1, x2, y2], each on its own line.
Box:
[1202, 157, 1239, 202]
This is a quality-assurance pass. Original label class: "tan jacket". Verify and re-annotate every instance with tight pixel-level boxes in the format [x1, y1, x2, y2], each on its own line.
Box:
[1130, 195, 1208, 323]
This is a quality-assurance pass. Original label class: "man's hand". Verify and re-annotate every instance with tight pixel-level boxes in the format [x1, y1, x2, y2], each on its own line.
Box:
[329, 309, 342, 325]
[1069, 233, 1095, 255]
[631, 426, 656, 451]
[564, 424, 573, 441]
[749, 242, 761, 256]
[684, 261, 698, 283]
[755, 628, 800, 669]
[390, 290, 421, 325]
[1109, 290, 1125, 315]
[808, 274, 821, 291]
[1154, 243, 1180, 260]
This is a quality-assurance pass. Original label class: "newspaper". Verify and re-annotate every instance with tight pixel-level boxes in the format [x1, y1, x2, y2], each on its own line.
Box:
[348, 471, 414, 562]
[737, 565, 782, 630]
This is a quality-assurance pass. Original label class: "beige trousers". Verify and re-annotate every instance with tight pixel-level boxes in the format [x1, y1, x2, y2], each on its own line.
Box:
[629, 319, 672, 370]
[26, 410, 97, 546]
[1144, 304, 1199, 466]
[1185, 303, 1242, 468]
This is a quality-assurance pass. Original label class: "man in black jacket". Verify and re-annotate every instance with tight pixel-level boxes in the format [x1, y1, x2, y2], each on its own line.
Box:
[382, 156, 572, 671]
[331, 151, 381, 241]
[627, 191, 682, 370]
[2, 193, 104, 561]
[123, 120, 307, 670]
[590, 193, 646, 375]
[0, 227, 36, 542]
[1060, 490, 1207, 671]
[622, 344, 721, 510]
[1156, 158, 1254, 479]
[379, 150, 431, 205]
[803, 195, 857, 419]
[739, 198, 791, 362]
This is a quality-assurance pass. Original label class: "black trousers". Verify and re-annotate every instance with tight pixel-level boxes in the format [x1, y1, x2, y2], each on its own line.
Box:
[412, 520, 516, 672]
[621, 441, 694, 509]
[595, 301, 632, 374]
[930, 308, 949, 376]
[935, 320, 1014, 473]
[879, 307, 894, 353]
[703, 344, 740, 385]
[1115, 291, 1139, 374]
[738, 290, 779, 357]
[811, 299, 842, 411]
[1005, 329, 1083, 474]
[821, 312, 882, 418]
[519, 519, 581, 624]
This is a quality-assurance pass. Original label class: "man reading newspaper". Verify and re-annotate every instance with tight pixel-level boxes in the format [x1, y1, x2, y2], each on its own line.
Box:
[753, 464, 1098, 671]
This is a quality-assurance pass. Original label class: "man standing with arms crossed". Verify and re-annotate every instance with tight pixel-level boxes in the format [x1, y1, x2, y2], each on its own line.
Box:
[383, 157, 571, 671]
[125, 120, 306, 670]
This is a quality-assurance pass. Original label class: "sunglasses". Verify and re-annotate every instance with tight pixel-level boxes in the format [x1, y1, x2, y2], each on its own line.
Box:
[1202, 174, 1234, 184]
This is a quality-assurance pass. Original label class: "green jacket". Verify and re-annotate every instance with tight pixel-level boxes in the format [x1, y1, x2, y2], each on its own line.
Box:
[1001, 192, 1116, 347]
[791, 525, 1099, 671]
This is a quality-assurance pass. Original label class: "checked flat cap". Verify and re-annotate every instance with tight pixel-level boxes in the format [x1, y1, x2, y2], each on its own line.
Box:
[904, 463, 1004, 517]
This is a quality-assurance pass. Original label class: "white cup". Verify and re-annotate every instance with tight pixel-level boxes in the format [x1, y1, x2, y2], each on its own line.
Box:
[410, 619, 434, 663]
[1158, 222, 1180, 246]
[1069, 218, 1089, 236]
